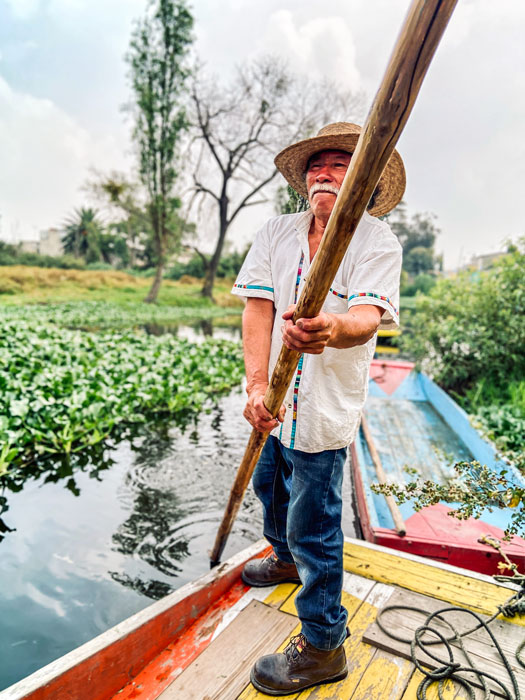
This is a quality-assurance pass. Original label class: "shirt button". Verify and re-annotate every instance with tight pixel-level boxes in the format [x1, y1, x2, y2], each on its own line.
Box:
[287, 404, 292, 409]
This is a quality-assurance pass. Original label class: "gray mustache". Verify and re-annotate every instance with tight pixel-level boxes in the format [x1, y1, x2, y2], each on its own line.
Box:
[309, 184, 340, 197]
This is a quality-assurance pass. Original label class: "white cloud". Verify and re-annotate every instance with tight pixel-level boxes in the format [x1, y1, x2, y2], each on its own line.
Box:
[262, 10, 361, 89]
[3, 0, 41, 20]
[0, 74, 131, 239]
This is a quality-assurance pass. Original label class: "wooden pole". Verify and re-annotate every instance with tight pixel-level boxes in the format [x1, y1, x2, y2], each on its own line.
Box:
[210, 0, 458, 566]
[360, 414, 406, 537]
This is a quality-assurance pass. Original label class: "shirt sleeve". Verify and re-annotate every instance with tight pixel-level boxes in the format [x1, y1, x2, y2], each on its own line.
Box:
[231, 221, 274, 302]
[347, 225, 402, 329]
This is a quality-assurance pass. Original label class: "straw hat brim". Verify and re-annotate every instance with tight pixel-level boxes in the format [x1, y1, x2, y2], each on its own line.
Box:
[274, 131, 406, 217]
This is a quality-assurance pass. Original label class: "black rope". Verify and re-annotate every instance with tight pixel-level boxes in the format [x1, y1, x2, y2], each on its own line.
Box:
[376, 582, 525, 699]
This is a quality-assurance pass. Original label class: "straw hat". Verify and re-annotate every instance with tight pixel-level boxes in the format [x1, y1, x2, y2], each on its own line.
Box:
[274, 122, 406, 217]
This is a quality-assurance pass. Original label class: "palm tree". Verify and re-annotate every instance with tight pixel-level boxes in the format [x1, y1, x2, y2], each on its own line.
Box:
[62, 208, 105, 261]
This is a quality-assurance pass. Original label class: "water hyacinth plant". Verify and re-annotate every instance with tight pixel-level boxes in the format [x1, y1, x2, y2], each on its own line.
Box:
[0, 318, 245, 478]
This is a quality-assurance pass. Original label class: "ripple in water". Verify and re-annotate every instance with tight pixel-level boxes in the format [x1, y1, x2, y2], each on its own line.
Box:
[0, 385, 263, 690]
[111, 387, 263, 589]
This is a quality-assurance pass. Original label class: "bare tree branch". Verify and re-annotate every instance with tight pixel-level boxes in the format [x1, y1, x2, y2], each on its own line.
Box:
[186, 55, 365, 298]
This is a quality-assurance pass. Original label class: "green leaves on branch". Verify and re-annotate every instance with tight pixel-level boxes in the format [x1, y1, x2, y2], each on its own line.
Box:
[392, 242, 525, 536]
[402, 242, 525, 467]
[372, 461, 525, 538]
[402, 242, 525, 396]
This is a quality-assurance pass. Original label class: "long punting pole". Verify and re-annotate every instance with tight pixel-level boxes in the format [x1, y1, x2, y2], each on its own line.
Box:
[210, 0, 458, 566]
[360, 414, 406, 537]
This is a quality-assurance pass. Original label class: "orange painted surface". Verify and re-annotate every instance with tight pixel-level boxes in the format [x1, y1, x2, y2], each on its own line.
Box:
[16, 550, 266, 700]
[110, 579, 250, 700]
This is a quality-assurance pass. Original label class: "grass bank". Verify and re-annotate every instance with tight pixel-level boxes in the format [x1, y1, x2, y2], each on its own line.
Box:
[0, 265, 243, 309]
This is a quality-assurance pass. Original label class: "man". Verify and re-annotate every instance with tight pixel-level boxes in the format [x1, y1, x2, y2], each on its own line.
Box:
[231, 122, 405, 695]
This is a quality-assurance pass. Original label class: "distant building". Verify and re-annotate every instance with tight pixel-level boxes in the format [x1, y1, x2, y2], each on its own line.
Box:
[468, 251, 506, 271]
[19, 228, 64, 257]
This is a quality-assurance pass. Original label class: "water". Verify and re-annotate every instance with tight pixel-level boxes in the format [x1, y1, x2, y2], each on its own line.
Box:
[0, 317, 367, 690]
[0, 323, 260, 691]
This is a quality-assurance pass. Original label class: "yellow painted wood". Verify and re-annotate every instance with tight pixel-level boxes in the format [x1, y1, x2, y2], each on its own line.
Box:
[343, 542, 524, 625]
[377, 329, 401, 337]
[236, 598, 387, 700]
[340, 649, 413, 700]
[280, 588, 364, 620]
[295, 601, 403, 699]
[401, 672, 476, 699]
[263, 583, 298, 609]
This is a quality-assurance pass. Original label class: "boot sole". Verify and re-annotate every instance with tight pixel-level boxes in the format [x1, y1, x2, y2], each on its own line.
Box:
[250, 666, 348, 696]
[241, 571, 301, 588]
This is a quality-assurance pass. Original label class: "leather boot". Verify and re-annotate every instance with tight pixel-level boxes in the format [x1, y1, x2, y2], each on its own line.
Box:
[250, 631, 349, 696]
[241, 551, 301, 587]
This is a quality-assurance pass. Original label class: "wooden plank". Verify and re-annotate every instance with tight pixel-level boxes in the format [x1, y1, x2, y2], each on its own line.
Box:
[109, 580, 296, 700]
[343, 540, 525, 624]
[338, 649, 413, 700]
[159, 601, 297, 700]
[237, 583, 396, 700]
[400, 672, 487, 699]
[363, 588, 524, 698]
[209, 583, 297, 642]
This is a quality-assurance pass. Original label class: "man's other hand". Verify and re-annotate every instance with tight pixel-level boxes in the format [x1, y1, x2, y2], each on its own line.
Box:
[244, 382, 286, 433]
[281, 305, 333, 354]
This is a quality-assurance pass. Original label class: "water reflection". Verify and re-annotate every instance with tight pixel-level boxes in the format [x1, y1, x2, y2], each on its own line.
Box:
[112, 483, 189, 578]
[142, 316, 242, 342]
[0, 385, 261, 690]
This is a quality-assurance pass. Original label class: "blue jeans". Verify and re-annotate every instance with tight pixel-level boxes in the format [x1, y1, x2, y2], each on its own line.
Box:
[252, 435, 348, 650]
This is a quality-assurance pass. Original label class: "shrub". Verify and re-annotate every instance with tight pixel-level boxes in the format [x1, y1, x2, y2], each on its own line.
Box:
[401, 242, 525, 399]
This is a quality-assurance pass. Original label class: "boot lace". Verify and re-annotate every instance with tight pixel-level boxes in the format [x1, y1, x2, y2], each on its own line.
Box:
[284, 633, 308, 663]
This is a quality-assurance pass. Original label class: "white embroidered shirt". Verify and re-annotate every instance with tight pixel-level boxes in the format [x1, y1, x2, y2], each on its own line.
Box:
[232, 209, 402, 453]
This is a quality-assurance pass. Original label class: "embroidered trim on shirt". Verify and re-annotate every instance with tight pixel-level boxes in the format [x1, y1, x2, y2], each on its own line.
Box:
[289, 252, 305, 449]
[329, 287, 348, 300]
[290, 354, 303, 449]
[234, 283, 274, 292]
[295, 252, 304, 300]
[348, 292, 398, 316]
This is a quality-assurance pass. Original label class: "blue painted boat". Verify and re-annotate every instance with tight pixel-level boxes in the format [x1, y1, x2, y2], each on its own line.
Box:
[351, 359, 525, 575]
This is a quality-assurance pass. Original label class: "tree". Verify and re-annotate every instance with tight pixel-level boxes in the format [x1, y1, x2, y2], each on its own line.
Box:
[126, 0, 193, 302]
[62, 207, 105, 262]
[276, 184, 309, 215]
[388, 204, 441, 274]
[188, 56, 364, 299]
[89, 174, 154, 268]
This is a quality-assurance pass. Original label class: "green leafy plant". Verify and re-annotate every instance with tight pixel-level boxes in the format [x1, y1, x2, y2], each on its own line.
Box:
[394, 241, 525, 535]
[372, 461, 525, 538]
[0, 317, 244, 480]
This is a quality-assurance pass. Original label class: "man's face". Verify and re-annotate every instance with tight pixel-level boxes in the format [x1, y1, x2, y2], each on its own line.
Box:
[305, 150, 351, 221]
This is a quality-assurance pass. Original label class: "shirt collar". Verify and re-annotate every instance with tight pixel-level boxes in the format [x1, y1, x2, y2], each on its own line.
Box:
[294, 209, 313, 249]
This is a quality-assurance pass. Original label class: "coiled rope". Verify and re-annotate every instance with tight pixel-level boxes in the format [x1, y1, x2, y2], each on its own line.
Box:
[376, 573, 525, 699]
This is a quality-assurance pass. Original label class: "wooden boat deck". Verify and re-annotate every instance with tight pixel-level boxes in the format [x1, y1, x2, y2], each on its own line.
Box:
[111, 540, 524, 700]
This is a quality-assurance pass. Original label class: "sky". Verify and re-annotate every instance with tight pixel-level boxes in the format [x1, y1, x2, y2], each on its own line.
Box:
[0, 0, 524, 268]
